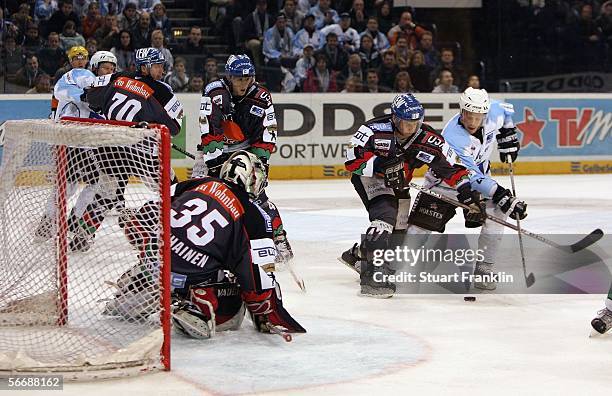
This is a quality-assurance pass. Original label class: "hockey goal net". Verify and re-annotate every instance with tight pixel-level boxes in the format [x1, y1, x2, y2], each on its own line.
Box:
[0, 118, 171, 379]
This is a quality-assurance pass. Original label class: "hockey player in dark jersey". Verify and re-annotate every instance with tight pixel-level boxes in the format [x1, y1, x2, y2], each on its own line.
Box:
[192, 55, 293, 264]
[69, 48, 183, 252]
[341, 93, 485, 297]
[105, 151, 306, 339]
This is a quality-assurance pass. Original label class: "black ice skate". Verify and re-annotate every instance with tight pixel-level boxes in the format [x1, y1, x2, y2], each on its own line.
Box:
[33, 215, 54, 243]
[473, 262, 497, 290]
[360, 264, 396, 298]
[338, 243, 362, 274]
[591, 308, 612, 334]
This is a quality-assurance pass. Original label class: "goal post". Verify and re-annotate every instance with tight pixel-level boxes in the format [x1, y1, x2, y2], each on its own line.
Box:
[0, 118, 172, 379]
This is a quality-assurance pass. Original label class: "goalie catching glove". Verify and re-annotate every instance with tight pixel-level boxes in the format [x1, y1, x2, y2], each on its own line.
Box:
[497, 127, 520, 163]
[242, 284, 306, 334]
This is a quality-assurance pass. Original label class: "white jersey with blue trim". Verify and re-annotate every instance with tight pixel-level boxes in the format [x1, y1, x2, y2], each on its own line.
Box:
[439, 100, 515, 198]
[53, 68, 98, 121]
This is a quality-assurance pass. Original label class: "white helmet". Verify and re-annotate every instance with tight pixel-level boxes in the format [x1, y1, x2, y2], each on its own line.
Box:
[90, 51, 117, 71]
[459, 87, 490, 114]
[220, 151, 267, 198]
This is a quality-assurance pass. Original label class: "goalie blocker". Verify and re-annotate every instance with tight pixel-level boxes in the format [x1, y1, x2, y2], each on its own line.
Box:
[110, 151, 305, 339]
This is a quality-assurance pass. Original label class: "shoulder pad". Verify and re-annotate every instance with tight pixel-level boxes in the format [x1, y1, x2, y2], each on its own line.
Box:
[204, 79, 225, 95]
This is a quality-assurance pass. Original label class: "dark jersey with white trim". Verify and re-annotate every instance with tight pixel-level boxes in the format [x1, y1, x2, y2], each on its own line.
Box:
[199, 78, 277, 163]
[170, 177, 276, 293]
[86, 72, 183, 136]
[345, 114, 470, 188]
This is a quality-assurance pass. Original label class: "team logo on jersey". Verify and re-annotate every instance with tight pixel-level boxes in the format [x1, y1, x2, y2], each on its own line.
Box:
[212, 94, 223, 106]
[374, 139, 391, 150]
[416, 151, 435, 163]
[249, 105, 264, 117]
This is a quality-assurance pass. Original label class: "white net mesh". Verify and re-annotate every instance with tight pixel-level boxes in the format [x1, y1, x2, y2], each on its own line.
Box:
[0, 119, 170, 377]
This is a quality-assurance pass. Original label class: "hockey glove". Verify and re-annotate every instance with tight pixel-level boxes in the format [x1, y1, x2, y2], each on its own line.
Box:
[191, 151, 208, 178]
[457, 184, 486, 225]
[497, 127, 520, 163]
[242, 285, 306, 333]
[492, 185, 527, 220]
[383, 157, 406, 190]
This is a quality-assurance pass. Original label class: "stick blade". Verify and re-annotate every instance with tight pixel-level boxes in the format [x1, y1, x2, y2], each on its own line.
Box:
[525, 273, 536, 288]
[571, 229, 604, 253]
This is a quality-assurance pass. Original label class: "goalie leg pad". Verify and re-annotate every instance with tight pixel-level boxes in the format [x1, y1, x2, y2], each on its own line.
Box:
[408, 192, 457, 233]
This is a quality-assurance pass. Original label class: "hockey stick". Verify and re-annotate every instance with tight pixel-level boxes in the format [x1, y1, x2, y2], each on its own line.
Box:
[286, 259, 306, 292]
[266, 322, 292, 342]
[408, 182, 603, 253]
[171, 143, 195, 159]
[508, 158, 535, 287]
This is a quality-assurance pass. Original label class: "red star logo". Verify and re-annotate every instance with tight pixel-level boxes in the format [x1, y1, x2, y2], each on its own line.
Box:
[516, 107, 546, 149]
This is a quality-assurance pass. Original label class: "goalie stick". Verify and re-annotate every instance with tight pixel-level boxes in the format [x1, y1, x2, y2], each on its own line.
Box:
[266, 322, 293, 342]
[508, 158, 535, 287]
[408, 182, 604, 254]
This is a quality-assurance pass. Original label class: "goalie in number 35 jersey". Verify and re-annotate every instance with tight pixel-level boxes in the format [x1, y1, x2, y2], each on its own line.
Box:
[104, 151, 305, 339]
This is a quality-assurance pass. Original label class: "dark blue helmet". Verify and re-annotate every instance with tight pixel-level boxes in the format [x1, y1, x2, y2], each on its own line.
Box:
[225, 54, 256, 77]
[391, 93, 424, 122]
[134, 47, 165, 69]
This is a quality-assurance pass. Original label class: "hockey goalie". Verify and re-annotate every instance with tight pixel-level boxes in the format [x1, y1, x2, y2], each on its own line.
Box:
[104, 151, 306, 339]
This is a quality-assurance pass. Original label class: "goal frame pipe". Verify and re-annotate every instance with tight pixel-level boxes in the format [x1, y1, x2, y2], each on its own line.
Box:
[56, 145, 69, 326]
[58, 117, 173, 370]
[159, 125, 172, 371]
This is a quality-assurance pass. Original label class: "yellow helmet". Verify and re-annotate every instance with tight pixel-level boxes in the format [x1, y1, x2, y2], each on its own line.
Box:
[67, 46, 89, 61]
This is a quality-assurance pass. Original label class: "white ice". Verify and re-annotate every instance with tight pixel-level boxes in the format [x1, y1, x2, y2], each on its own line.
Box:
[20, 174, 612, 396]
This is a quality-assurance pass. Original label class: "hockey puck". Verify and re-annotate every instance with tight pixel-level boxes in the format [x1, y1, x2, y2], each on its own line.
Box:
[464, 296, 476, 302]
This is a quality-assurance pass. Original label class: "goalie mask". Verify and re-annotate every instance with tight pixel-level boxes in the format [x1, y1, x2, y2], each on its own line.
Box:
[220, 151, 267, 199]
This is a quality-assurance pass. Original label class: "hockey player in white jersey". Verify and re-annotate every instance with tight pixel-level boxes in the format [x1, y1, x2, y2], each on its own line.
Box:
[35, 50, 118, 243]
[406, 88, 527, 290]
[52, 46, 96, 120]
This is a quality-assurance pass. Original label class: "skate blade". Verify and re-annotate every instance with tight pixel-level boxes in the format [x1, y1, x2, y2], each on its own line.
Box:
[589, 328, 607, 338]
[337, 256, 360, 274]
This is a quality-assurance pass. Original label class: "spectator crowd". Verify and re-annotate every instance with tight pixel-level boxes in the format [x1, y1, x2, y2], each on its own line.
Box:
[1, 0, 610, 94]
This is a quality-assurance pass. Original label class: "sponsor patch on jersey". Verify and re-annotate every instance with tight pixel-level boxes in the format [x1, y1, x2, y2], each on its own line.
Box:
[369, 122, 392, 132]
[249, 105, 264, 117]
[114, 76, 153, 99]
[193, 181, 244, 220]
[165, 95, 183, 119]
[250, 238, 277, 265]
[416, 150, 435, 163]
[212, 94, 223, 106]
[64, 71, 75, 84]
[253, 202, 273, 232]
[423, 132, 444, 148]
[374, 138, 391, 150]
[170, 272, 187, 289]
[486, 132, 494, 143]
[204, 79, 224, 94]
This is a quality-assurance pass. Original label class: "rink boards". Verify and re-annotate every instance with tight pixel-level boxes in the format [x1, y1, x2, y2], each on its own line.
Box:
[1, 93, 610, 180]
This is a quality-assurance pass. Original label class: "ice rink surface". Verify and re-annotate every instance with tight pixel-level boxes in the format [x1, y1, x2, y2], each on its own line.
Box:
[36, 174, 612, 395]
